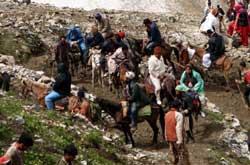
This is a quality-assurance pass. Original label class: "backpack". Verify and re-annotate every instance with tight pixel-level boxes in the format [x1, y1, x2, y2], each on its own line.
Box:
[245, 71, 250, 84]
[237, 9, 248, 27]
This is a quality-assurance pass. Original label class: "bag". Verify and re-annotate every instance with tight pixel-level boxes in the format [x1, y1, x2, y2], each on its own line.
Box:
[237, 9, 248, 27]
[245, 71, 250, 84]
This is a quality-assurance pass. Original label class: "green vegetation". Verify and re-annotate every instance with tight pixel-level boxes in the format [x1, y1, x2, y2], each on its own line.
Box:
[0, 91, 125, 165]
[205, 110, 224, 123]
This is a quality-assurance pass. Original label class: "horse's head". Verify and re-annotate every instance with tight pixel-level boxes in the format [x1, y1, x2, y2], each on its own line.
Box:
[21, 79, 48, 106]
[90, 49, 102, 67]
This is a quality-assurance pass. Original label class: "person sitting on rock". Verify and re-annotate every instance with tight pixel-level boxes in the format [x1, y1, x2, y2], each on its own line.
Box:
[124, 71, 150, 130]
[0, 133, 33, 165]
[57, 144, 78, 165]
[66, 25, 88, 65]
[94, 13, 113, 39]
[55, 35, 70, 69]
[148, 46, 172, 105]
[45, 63, 71, 110]
[179, 64, 204, 96]
[86, 25, 104, 49]
[202, 29, 225, 69]
[143, 18, 162, 56]
[235, 61, 250, 109]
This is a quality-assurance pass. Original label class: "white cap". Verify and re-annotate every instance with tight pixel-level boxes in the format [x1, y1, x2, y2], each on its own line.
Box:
[125, 71, 135, 80]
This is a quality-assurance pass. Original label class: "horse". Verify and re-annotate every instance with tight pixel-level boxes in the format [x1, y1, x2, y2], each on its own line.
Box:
[179, 44, 233, 88]
[21, 79, 49, 107]
[144, 74, 176, 107]
[20, 79, 91, 119]
[88, 48, 105, 87]
[95, 97, 165, 147]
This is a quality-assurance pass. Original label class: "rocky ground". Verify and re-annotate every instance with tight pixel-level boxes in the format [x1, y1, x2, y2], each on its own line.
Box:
[1, 0, 250, 164]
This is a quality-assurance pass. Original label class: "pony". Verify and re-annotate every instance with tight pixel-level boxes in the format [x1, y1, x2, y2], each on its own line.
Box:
[88, 48, 105, 87]
[95, 97, 165, 147]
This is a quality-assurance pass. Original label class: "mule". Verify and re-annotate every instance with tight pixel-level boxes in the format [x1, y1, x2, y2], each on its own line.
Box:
[95, 97, 165, 147]
[89, 48, 105, 87]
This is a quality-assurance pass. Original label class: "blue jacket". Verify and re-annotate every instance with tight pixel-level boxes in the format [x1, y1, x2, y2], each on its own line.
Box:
[149, 22, 161, 43]
[66, 25, 84, 44]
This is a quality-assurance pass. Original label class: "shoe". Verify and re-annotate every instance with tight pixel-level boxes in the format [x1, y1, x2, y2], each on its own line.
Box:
[201, 111, 206, 118]
[157, 100, 162, 105]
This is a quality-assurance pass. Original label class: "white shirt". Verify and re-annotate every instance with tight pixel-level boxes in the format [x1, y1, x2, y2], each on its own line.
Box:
[148, 55, 166, 78]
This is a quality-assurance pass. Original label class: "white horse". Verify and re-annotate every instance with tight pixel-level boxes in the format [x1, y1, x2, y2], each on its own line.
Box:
[89, 49, 104, 87]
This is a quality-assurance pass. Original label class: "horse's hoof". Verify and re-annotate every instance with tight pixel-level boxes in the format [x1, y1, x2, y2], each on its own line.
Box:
[225, 87, 230, 92]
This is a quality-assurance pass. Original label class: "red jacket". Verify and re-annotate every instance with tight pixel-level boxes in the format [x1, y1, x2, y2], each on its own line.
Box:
[165, 108, 184, 143]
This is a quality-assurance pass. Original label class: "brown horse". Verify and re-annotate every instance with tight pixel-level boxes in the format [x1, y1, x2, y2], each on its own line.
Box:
[179, 45, 233, 88]
[95, 97, 165, 147]
[145, 74, 176, 107]
[21, 79, 91, 118]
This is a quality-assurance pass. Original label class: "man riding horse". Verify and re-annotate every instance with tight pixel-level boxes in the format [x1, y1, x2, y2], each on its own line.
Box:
[143, 18, 162, 56]
[203, 29, 225, 69]
[66, 25, 88, 65]
[148, 46, 173, 105]
[124, 71, 150, 130]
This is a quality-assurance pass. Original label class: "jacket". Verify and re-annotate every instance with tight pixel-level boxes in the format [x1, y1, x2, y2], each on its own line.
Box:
[148, 55, 166, 78]
[53, 63, 71, 96]
[95, 17, 112, 34]
[55, 40, 70, 65]
[86, 32, 104, 48]
[207, 33, 225, 62]
[0, 142, 24, 165]
[165, 108, 184, 143]
[180, 70, 204, 95]
[111, 47, 129, 65]
[127, 80, 150, 107]
[149, 22, 161, 43]
[66, 26, 84, 44]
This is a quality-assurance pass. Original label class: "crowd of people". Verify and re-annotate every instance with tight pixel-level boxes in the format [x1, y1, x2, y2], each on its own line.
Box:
[2, 0, 250, 164]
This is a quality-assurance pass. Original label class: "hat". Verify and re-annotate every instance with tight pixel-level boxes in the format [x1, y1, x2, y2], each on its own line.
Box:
[211, 9, 218, 15]
[175, 85, 189, 92]
[143, 18, 151, 25]
[118, 31, 125, 38]
[75, 24, 80, 28]
[125, 71, 135, 80]
[95, 13, 102, 19]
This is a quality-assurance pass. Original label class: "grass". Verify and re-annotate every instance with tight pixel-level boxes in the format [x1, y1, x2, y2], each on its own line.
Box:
[0, 91, 126, 165]
[205, 110, 224, 123]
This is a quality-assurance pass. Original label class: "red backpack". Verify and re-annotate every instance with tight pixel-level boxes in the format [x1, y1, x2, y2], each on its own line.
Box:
[245, 71, 250, 84]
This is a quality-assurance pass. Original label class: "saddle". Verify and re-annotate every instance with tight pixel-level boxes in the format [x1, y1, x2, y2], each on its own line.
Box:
[215, 55, 227, 66]
[145, 76, 155, 94]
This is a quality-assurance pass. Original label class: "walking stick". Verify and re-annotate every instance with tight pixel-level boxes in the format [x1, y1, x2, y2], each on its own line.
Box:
[236, 82, 248, 110]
